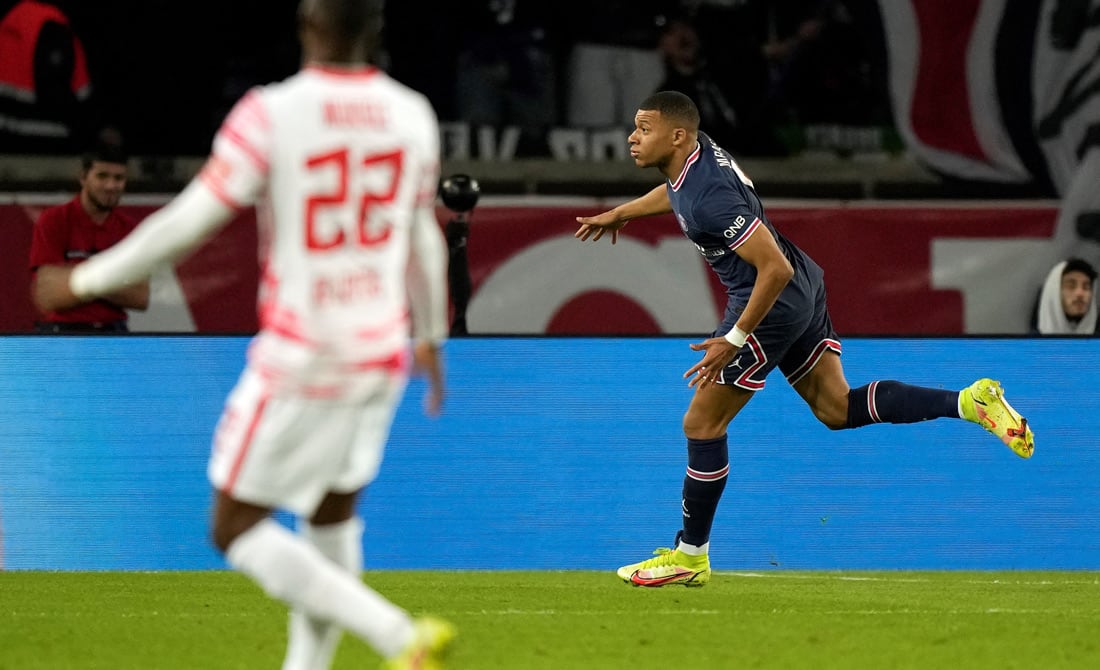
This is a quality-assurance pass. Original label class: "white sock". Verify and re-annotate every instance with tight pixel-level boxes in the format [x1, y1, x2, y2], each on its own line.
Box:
[282, 517, 364, 670]
[227, 519, 413, 659]
[677, 540, 709, 556]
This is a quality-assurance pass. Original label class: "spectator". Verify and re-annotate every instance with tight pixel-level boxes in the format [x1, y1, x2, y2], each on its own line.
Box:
[0, 0, 117, 153]
[563, 0, 677, 129]
[1033, 258, 1099, 335]
[29, 141, 148, 333]
[452, 1, 561, 156]
[656, 17, 744, 154]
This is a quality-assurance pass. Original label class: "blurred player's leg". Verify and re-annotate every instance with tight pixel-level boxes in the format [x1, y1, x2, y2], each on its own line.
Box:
[282, 516, 364, 670]
[382, 616, 457, 670]
[221, 508, 415, 660]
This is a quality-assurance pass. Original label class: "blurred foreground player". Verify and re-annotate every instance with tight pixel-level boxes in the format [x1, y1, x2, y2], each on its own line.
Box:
[33, 0, 456, 667]
[575, 91, 1035, 588]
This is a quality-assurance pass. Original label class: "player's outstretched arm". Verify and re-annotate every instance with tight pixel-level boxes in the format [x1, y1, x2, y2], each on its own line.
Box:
[575, 183, 671, 244]
[69, 178, 237, 301]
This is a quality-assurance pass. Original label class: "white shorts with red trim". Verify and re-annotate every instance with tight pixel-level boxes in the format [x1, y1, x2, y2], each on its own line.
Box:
[207, 365, 407, 517]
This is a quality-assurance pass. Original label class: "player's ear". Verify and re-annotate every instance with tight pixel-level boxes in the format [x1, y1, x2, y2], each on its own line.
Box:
[671, 127, 686, 145]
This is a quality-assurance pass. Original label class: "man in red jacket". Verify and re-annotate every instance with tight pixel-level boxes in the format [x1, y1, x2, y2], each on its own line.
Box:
[29, 142, 148, 332]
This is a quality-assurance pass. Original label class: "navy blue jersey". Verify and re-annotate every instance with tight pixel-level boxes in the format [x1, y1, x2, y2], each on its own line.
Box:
[666, 132, 825, 330]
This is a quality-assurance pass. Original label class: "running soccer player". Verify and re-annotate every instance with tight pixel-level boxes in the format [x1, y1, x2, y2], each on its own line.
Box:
[33, 0, 455, 667]
[575, 90, 1035, 588]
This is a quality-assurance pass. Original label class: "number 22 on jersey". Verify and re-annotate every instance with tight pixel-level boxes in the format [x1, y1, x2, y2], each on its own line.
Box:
[305, 148, 403, 251]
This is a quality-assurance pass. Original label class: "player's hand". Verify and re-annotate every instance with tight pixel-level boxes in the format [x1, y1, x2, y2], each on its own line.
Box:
[412, 340, 445, 416]
[684, 337, 739, 389]
[575, 211, 628, 244]
[33, 265, 83, 313]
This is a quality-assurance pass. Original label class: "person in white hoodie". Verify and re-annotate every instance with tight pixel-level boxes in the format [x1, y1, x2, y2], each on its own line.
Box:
[1034, 258, 1099, 335]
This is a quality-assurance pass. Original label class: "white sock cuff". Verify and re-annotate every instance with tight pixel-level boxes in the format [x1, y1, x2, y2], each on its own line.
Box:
[303, 516, 364, 544]
[678, 540, 709, 556]
[226, 518, 285, 570]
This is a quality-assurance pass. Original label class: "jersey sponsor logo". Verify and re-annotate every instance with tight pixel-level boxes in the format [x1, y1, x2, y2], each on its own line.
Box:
[312, 267, 382, 307]
[723, 215, 747, 238]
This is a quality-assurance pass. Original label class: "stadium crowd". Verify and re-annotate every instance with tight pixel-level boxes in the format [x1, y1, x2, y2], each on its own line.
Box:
[0, 0, 892, 159]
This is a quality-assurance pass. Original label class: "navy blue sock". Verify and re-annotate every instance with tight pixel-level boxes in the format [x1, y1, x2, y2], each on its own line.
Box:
[681, 436, 729, 547]
[845, 380, 961, 428]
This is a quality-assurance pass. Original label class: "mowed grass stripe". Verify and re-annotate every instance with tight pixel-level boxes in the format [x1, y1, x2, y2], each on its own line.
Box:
[1, 571, 1098, 669]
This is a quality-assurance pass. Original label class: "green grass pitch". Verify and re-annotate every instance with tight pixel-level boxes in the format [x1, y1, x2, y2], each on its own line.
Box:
[2, 570, 1098, 669]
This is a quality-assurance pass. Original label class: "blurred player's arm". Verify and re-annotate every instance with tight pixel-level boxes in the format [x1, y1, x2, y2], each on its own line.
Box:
[103, 281, 150, 311]
[574, 184, 671, 244]
[34, 178, 237, 313]
[407, 204, 449, 415]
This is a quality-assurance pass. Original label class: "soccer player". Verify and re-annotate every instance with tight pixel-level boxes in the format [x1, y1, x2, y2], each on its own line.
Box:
[574, 91, 1035, 588]
[33, 0, 456, 667]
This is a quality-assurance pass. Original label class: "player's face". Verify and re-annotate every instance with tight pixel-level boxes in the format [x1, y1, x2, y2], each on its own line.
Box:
[80, 161, 127, 212]
[1060, 271, 1093, 319]
[628, 110, 675, 168]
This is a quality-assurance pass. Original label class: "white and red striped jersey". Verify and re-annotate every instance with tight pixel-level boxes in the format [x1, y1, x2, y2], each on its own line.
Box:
[72, 65, 448, 395]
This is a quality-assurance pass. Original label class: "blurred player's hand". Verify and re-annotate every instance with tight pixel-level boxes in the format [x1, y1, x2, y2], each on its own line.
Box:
[33, 265, 83, 313]
[412, 340, 445, 416]
[684, 337, 739, 389]
[575, 211, 629, 244]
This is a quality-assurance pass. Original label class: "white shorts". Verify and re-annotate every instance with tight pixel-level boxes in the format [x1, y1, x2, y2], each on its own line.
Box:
[207, 365, 407, 517]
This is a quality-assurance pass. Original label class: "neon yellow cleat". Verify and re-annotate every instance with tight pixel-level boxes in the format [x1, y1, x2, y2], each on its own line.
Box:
[381, 616, 456, 670]
[617, 547, 710, 587]
[960, 378, 1034, 459]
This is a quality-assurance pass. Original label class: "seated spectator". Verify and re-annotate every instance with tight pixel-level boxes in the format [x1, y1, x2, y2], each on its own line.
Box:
[563, 0, 675, 130]
[29, 141, 148, 332]
[452, 1, 561, 157]
[655, 16, 786, 156]
[1032, 258, 1098, 335]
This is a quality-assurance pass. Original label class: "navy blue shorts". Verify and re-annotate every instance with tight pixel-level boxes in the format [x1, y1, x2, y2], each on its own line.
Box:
[712, 282, 841, 391]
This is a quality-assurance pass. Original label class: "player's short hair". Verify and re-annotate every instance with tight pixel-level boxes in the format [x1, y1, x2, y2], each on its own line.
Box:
[638, 91, 700, 130]
[303, 0, 384, 46]
[1063, 258, 1098, 283]
[80, 141, 128, 171]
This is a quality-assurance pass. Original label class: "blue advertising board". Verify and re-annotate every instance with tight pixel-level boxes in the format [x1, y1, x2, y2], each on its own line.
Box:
[0, 337, 1096, 571]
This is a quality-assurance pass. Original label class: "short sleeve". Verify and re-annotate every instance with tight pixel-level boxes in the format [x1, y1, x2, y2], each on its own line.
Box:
[692, 185, 763, 251]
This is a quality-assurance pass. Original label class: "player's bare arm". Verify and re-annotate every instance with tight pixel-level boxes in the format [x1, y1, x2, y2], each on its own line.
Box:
[685, 226, 794, 389]
[575, 183, 671, 244]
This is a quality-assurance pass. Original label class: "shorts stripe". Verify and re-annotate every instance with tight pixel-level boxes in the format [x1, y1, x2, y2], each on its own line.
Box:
[731, 335, 767, 390]
[224, 392, 270, 493]
[785, 338, 842, 385]
[687, 464, 730, 481]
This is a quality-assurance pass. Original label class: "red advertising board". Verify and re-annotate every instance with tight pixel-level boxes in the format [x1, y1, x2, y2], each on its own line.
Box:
[1, 197, 1059, 335]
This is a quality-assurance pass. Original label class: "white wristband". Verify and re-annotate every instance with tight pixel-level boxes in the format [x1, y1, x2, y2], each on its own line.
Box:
[723, 326, 748, 348]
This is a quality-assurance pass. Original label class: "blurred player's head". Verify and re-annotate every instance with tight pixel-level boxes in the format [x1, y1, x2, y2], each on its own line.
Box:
[1060, 258, 1097, 321]
[298, 0, 385, 64]
[629, 91, 701, 172]
[78, 142, 128, 213]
